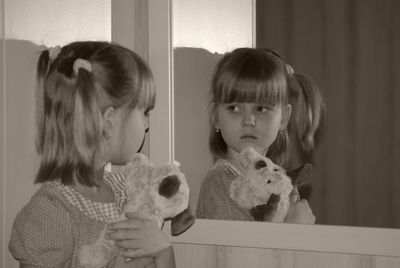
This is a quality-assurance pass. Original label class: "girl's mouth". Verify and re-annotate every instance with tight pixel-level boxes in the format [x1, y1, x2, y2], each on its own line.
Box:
[240, 134, 257, 140]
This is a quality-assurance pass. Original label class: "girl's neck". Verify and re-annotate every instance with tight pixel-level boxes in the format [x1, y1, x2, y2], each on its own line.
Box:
[226, 148, 246, 175]
[72, 167, 115, 203]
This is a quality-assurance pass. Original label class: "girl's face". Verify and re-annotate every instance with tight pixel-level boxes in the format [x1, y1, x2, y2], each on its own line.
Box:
[110, 107, 149, 165]
[213, 102, 291, 156]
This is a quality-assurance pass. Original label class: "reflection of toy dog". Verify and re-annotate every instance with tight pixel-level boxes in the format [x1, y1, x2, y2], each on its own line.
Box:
[230, 147, 312, 222]
[79, 154, 195, 268]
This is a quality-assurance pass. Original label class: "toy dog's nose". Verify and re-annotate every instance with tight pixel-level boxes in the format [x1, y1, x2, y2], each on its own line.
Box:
[159, 175, 181, 198]
[254, 160, 267, 170]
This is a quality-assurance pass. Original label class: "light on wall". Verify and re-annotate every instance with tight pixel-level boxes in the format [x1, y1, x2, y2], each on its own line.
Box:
[173, 0, 254, 53]
[4, 0, 111, 46]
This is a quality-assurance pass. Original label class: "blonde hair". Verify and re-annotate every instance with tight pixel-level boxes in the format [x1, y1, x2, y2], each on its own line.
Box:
[209, 48, 325, 168]
[35, 41, 155, 186]
[288, 73, 325, 153]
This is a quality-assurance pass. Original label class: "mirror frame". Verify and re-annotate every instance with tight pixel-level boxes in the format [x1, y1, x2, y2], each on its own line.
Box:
[147, 0, 400, 257]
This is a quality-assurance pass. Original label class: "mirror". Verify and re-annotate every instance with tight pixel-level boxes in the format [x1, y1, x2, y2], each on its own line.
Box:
[173, 0, 400, 228]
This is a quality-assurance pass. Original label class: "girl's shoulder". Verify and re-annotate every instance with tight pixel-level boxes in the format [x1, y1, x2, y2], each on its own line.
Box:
[197, 159, 252, 221]
[21, 181, 72, 215]
[9, 182, 75, 266]
[206, 159, 241, 180]
[11, 181, 74, 232]
[201, 159, 242, 190]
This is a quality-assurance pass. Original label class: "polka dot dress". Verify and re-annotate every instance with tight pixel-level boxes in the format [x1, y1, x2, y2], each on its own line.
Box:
[196, 159, 253, 221]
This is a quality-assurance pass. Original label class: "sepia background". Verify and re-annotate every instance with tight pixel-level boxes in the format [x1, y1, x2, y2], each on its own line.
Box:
[1, 0, 400, 267]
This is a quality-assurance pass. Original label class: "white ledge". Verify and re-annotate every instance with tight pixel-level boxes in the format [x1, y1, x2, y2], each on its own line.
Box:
[165, 219, 400, 257]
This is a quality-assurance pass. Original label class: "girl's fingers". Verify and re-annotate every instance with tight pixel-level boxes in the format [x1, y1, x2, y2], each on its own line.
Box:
[115, 238, 144, 249]
[289, 187, 300, 203]
[120, 248, 147, 258]
[106, 217, 171, 257]
[107, 219, 142, 230]
[106, 229, 143, 240]
[114, 255, 154, 267]
[125, 212, 141, 219]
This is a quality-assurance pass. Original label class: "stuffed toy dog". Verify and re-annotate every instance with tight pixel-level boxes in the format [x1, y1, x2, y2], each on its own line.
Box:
[230, 147, 312, 222]
[79, 153, 195, 268]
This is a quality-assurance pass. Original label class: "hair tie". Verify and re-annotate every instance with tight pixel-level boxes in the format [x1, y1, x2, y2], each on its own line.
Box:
[48, 46, 61, 61]
[285, 64, 294, 76]
[73, 58, 92, 74]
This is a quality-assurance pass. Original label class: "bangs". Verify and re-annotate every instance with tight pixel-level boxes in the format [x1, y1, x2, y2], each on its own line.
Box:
[218, 74, 287, 106]
[212, 48, 289, 106]
[122, 50, 156, 112]
[135, 74, 156, 111]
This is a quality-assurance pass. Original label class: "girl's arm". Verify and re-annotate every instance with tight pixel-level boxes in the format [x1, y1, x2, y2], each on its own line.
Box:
[153, 246, 175, 268]
[106, 215, 176, 268]
[114, 255, 156, 268]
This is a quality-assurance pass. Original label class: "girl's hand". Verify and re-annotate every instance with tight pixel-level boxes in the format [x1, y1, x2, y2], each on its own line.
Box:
[114, 255, 156, 268]
[106, 213, 171, 259]
[285, 199, 316, 224]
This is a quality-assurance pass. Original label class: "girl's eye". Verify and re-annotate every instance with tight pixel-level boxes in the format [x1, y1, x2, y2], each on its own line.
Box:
[226, 105, 242, 113]
[144, 109, 150, 116]
[256, 105, 272, 113]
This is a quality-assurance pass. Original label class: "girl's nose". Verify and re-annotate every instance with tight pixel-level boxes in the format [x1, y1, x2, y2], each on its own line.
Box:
[242, 113, 256, 127]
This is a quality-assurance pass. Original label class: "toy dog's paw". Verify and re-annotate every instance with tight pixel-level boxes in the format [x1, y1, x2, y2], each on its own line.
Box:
[250, 194, 280, 221]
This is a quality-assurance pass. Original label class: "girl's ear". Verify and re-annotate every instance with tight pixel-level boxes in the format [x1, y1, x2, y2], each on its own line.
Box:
[280, 104, 292, 130]
[103, 106, 116, 139]
[208, 102, 219, 128]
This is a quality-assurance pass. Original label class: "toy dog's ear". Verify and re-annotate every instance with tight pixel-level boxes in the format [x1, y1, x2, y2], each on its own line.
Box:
[170, 206, 195, 236]
[159, 175, 181, 198]
[287, 163, 313, 186]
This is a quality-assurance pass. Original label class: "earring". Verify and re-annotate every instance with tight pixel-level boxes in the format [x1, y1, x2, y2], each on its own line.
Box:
[278, 129, 283, 136]
[215, 128, 220, 133]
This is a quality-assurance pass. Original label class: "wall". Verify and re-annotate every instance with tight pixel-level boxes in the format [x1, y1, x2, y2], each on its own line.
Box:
[1, 0, 5, 265]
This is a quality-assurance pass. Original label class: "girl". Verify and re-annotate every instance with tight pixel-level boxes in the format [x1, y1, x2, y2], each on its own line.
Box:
[196, 47, 324, 223]
[9, 41, 175, 267]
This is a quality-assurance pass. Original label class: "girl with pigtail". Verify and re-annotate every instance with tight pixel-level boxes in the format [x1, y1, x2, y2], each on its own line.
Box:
[196, 47, 325, 222]
[9, 41, 175, 268]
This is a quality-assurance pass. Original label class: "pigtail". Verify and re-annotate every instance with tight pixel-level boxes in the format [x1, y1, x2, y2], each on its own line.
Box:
[267, 129, 289, 167]
[34, 41, 155, 186]
[289, 73, 325, 152]
[35, 50, 52, 154]
[73, 64, 104, 185]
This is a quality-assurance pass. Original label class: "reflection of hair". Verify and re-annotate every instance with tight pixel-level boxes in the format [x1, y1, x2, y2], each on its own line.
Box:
[209, 48, 290, 165]
[288, 73, 325, 154]
[35, 41, 155, 186]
